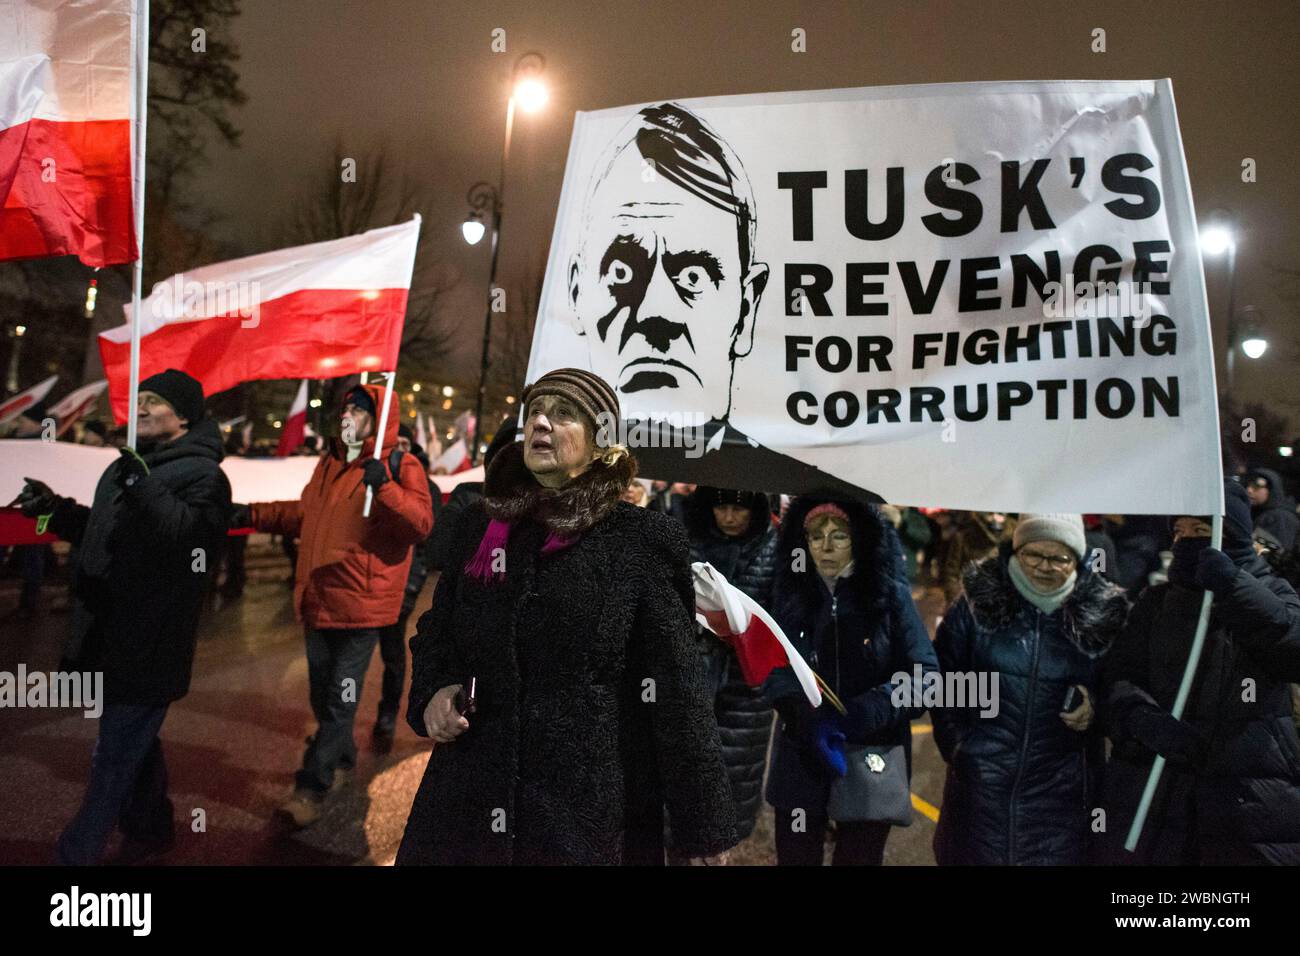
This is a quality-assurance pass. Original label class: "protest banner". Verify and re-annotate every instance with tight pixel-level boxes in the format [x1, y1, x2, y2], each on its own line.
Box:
[527, 80, 1221, 516]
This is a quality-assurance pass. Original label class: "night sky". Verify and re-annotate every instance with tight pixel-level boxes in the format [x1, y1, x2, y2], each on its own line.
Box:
[191, 0, 1300, 422]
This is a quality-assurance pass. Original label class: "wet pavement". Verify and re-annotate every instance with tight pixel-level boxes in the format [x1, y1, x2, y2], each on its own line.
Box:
[0, 538, 948, 866]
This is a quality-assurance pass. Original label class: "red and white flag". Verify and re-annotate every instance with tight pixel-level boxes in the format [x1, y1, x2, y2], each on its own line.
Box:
[274, 379, 310, 456]
[0, 0, 138, 266]
[0, 375, 58, 426]
[98, 217, 421, 421]
[434, 438, 468, 474]
[692, 561, 822, 708]
[49, 379, 109, 436]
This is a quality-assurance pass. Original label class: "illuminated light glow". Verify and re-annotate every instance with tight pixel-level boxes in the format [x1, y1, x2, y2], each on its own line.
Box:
[462, 219, 486, 245]
[1279, 446, 1294, 458]
[320, 357, 339, 369]
[1200, 226, 1234, 256]
[359, 289, 381, 300]
[412, 382, 421, 392]
[1241, 337, 1268, 360]
[362, 355, 382, 367]
[514, 76, 548, 113]
[441, 385, 453, 397]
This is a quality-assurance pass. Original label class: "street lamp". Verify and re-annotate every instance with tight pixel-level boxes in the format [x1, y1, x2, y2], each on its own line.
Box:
[464, 51, 547, 465]
[1200, 210, 1243, 392]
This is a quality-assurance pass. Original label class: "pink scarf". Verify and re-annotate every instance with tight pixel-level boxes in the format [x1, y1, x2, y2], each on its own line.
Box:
[464, 518, 577, 585]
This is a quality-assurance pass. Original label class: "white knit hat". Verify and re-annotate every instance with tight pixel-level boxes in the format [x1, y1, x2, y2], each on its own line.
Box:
[1013, 513, 1086, 560]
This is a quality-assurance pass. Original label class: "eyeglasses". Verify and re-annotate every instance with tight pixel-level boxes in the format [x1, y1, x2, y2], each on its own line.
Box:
[808, 531, 852, 549]
[1017, 548, 1076, 571]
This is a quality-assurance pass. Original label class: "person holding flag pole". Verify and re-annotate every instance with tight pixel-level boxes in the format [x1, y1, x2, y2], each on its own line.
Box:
[1102, 479, 1300, 864]
[234, 380, 432, 828]
[761, 495, 939, 866]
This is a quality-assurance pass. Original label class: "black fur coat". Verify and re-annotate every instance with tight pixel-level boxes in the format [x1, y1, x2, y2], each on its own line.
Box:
[396, 440, 738, 864]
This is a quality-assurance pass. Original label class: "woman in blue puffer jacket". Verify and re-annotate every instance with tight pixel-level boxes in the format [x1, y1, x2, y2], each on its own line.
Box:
[932, 513, 1128, 865]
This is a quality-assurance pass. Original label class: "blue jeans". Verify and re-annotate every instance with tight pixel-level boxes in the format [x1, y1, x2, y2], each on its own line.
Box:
[298, 627, 380, 794]
[58, 703, 172, 865]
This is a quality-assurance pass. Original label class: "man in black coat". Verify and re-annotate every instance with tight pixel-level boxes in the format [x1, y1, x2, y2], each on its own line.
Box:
[18, 369, 231, 865]
[1101, 479, 1300, 864]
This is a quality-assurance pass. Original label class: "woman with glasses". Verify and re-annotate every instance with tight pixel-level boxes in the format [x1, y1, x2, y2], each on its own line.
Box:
[762, 496, 938, 865]
[932, 514, 1128, 865]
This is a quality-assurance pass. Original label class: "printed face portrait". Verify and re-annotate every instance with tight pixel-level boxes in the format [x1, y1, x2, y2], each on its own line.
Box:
[569, 105, 769, 422]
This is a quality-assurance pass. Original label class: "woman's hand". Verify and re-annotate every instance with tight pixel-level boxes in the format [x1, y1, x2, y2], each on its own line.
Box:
[1060, 685, 1093, 732]
[423, 684, 469, 743]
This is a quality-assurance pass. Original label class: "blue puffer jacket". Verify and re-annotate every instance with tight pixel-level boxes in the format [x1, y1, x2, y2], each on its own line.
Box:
[762, 496, 938, 818]
[932, 545, 1128, 865]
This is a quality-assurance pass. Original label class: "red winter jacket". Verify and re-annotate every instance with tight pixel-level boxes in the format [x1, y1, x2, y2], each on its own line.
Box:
[249, 383, 433, 629]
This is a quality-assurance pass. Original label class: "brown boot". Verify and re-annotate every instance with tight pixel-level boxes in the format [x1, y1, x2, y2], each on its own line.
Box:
[276, 789, 324, 829]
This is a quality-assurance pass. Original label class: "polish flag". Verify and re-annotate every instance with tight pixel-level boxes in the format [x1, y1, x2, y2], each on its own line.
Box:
[0, 0, 138, 267]
[692, 561, 822, 708]
[0, 375, 58, 426]
[49, 379, 109, 436]
[434, 438, 468, 475]
[98, 217, 421, 422]
[274, 379, 310, 456]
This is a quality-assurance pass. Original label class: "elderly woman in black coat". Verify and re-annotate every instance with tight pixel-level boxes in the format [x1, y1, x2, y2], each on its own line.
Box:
[396, 369, 737, 865]
[932, 514, 1129, 865]
[763, 496, 938, 865]
[683, 487, 779, 844]
[1100, 480, 1300, 865]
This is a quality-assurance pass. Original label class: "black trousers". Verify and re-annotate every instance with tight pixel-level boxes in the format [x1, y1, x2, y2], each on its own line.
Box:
[297, 627, 379, 794]
[773, 810, 891, 866]
[375, 611, 412, 730]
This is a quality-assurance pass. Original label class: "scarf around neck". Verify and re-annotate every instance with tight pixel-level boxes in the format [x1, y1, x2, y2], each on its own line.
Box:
[1008, 555, 1077, 615]
[463, 439, 637, 585]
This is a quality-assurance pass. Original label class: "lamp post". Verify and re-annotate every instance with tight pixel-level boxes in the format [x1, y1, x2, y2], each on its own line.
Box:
[465, 51, 547, 465]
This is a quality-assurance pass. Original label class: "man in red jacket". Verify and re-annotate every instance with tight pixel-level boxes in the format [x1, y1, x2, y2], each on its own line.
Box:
[235, 383, 432, 827]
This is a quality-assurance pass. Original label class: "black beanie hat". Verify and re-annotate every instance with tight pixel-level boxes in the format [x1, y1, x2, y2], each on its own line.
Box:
[342, 385, 376, 418]
[398, 423, 414, 442]
[139, 369, 204, 425]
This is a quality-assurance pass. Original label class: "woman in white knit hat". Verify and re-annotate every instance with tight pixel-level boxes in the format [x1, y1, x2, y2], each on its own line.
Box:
[931, 513, 1128, 865]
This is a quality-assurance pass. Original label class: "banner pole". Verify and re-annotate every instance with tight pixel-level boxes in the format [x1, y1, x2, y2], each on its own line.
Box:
[125, 0, 149, 450]
[1124, 509, 1224, 853]
[363, 370, 396, 517]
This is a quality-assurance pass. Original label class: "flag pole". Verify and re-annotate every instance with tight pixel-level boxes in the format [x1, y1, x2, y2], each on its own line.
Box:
[125, 0, 150, 450]
[363, 370, 397, 517]
[1124, 509, 1224, 853]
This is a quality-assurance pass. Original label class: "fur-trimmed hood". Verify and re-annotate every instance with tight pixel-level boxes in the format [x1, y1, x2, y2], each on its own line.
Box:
[962, 543, 1129, 655]
[773, 494, 901, 616]
[481, 437, 638, 537]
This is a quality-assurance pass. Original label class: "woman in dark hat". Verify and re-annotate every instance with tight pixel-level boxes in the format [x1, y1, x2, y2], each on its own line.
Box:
[397, 368, 737, 865]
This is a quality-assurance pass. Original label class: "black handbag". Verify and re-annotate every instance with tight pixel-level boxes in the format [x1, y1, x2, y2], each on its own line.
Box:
[827, 743, 913, 826]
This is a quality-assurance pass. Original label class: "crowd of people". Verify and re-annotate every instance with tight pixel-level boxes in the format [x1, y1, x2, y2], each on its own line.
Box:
[10, 366, 1300, 866]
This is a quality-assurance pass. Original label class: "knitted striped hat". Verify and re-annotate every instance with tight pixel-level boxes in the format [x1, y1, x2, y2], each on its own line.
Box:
[520, 368, 620, 435]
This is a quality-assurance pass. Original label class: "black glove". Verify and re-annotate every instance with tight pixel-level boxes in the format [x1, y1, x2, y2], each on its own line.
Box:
[361, 458, 390, 490]
[1195, 547, 1238, 596]
[1128, 704, 1207, 767]
[14, 477, 58, 518]
[113, 447, 150, 489]
[229, 503, 252, 529]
